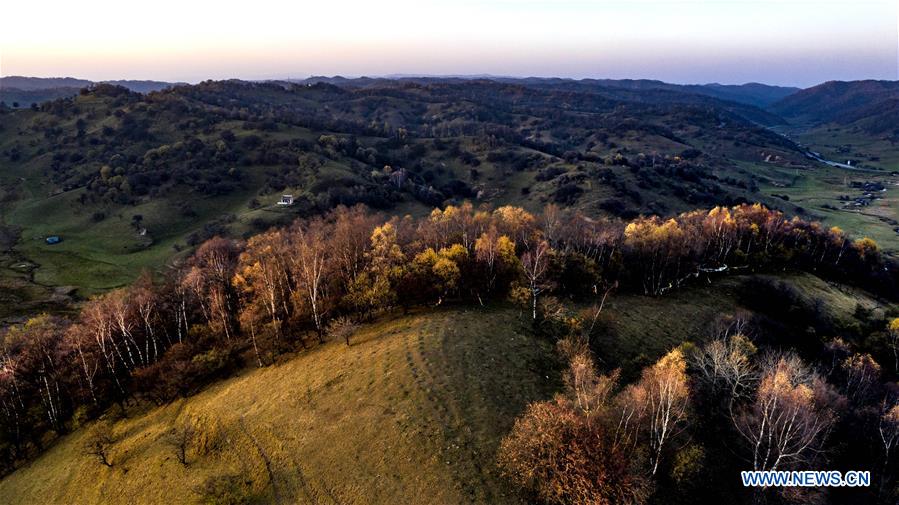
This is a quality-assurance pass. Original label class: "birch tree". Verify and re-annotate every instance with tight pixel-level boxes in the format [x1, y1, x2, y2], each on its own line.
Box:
[878, 395, 899, 498]
[291, 219, 332, 342]
[188, 237, 241, 340]
[626, 348, 691, 475]
[733, 353, 840, 472]
[521, 240, 553, 323]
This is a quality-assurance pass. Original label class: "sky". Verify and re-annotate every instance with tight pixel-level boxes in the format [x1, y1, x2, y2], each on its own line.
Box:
[1, 0, 897, 87]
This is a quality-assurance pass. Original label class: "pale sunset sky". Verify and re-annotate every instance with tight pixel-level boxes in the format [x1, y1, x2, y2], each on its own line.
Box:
[1, 0, 897, 87]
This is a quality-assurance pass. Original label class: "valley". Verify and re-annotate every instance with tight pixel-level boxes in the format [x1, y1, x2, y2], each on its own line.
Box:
[2, 76, 899, 505]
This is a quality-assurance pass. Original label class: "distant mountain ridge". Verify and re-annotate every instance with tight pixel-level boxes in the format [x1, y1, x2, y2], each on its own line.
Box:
[523, 78, 799, 108]
[9, 75, 898, 138]
[295, 75, 799, 108]
[0, 76, 186, 107]
[770, 80, 899, 136]
[0, 76, 94, 91]
[0, 74, 801, 113]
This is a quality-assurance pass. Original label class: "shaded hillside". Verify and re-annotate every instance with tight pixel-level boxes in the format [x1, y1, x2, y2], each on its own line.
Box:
[102, 80, 187, 94]
[687, 82, 799, 108]
[771, 80, 899, 136]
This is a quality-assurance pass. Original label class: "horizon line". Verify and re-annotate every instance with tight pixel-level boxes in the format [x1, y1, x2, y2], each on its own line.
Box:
[7, 73, 898, 90]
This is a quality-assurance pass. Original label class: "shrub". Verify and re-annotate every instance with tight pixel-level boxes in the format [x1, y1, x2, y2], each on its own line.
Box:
[195, 474, 253, 505]
[327, 316, 359, 346]
[498, 399, 648, 505]
[133, 343, 240, 404]
[164, 421, 196, 466]
[82, 421, 115, 467]
[670, 443, 705, 485]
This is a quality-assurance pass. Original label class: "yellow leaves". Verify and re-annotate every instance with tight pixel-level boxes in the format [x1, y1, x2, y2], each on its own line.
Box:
[428, 207, 445, 222]
[624, 217, 684, 247]
[496, 236, 517, 261]
[475, 230, 518, 277]
[670, 443, 705, 485]
[23, 314, 53, 330]
[889, 318, 899, 334]
[432, 257, 460, 289]
[413, 247, 439, 266]
[441, 243, 468, 263]
[652, 348, 688, 380]
[474, 233, 492, 257]
[854, 237, 879, 258]
[623, 221, 638, 238]
[730, 333, 757, 361]
[370, 223, 396, 248]
[794, 383, 815, 404]
[507, 283, 531, 308]
[494, 205, 535, 227]
[231, 271, 249, 290]
[707, 206, 725, 219]
[842, 353, 881, 376]
[757, 355, 819, 409]
[369, 223, 405, 270]
[660, 218, 684, 238]
[414, 244, 468, 291]
[441, 204, 459, 222]
[707, 206, 736, 228]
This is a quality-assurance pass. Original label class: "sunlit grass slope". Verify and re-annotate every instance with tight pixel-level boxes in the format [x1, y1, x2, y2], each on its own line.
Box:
[0, 308, 560, 505]
[1, 273, 886, 504]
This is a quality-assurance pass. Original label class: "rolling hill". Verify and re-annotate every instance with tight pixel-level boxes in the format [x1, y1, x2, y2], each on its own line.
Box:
[2, 76, 896, 329]
[770, 80, 899, 136]
[300, 76, 799, 109]
[0, 269, 889, 504]
[0, 78, 813, 309]
[0, 308, 560, 504]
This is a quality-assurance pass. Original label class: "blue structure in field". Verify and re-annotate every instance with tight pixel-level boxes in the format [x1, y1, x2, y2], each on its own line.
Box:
[45, 236, 61, 245]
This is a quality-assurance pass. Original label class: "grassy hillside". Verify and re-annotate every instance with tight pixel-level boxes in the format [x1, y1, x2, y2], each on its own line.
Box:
[0, 308, 560, 505]
[3, 271, 888, 504]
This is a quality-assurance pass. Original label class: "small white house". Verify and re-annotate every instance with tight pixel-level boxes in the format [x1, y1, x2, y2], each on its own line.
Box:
[277, 194, 294, 206]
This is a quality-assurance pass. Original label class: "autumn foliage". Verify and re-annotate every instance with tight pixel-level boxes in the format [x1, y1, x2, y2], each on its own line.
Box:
[2, 201, 899, 483]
